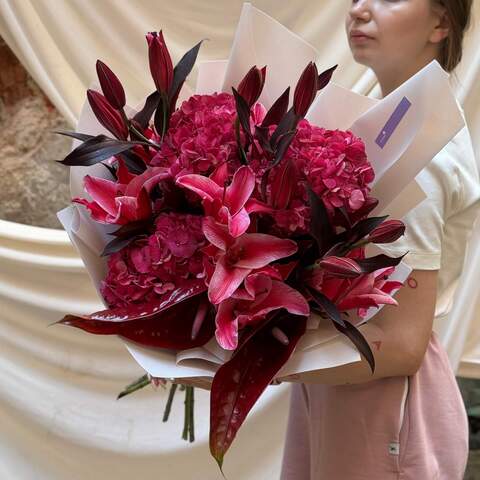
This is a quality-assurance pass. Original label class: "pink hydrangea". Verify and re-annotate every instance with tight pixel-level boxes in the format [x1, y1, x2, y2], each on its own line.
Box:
[151, 93, 240, 179]
[101, 213, 207, 307]
[260, 120, 375, 234]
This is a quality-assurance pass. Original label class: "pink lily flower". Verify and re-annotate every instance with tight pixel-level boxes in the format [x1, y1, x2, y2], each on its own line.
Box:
[74, 167, 169, 225]
[176, 165, 256, 237]
[216, 272, 309, 350]
[320, 266, 404, 316]
[202, 217, 298, 305]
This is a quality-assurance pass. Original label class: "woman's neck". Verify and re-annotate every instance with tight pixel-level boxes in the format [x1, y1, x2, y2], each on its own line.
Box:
[375, 52, 440, 98]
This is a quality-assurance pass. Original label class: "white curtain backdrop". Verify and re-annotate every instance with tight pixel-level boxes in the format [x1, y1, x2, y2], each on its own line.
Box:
[0, 1, 479, 479]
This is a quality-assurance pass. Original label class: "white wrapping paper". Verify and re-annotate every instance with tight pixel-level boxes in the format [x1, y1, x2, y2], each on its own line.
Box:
[57, 2, 464, 379]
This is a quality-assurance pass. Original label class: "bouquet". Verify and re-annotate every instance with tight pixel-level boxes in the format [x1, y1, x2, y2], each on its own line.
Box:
[55, 3, 465, 474]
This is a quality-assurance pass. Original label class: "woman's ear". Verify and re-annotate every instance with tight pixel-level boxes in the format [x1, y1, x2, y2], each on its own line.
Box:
[429, 5, 450, 44]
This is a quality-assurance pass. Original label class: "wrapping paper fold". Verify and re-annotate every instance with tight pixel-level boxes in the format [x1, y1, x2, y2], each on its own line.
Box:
[57, 2, 464, 379]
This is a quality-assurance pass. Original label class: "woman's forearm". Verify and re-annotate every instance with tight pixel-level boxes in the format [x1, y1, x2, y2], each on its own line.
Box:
[276, 318, 418, 386]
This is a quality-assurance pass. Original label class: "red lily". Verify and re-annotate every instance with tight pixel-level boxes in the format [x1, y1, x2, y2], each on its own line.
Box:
[202, 217, 298, 305]
[147, 31, 174, 95]
[237, 65, 267, 107]
[215, 272, 309, 350]
[176, 166, 256, 237]
[87, 89, 128, 140]
[96, 60, 126, 110]
[74, 167, 169, 225]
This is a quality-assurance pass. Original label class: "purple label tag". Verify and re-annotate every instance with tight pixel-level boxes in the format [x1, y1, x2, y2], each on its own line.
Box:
[375, 96, 411, 149]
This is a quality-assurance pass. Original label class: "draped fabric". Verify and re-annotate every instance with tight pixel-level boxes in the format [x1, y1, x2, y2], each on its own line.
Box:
[0, 1, 479, 479]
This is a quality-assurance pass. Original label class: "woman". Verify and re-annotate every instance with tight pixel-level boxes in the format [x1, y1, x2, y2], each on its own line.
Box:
[279, 0, 479, 478]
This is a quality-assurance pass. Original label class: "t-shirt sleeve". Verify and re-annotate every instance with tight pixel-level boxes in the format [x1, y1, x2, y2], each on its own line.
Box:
[373, 126, 480, 271]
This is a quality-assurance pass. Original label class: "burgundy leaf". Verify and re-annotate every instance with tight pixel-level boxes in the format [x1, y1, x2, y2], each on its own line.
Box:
[317, 64, 338, 90]
[306, 185, 335, 257]
[332, 319, 375, 374]
[168, 40, 203, 106]
[306, 286, 346, 328]
[132, 90, 161, 129]
[57, 282, 215, 350]
[261, 87, 290, 128]
[58, 135, 145, 167]
[356, 252, 408, 273]
[232, 87, 252, 139]
[209, 312, 307, 471]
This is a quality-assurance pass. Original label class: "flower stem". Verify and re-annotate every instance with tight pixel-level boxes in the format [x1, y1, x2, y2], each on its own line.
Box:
[182, 385, 190, 440]
[162, 382, 178, 422]
[188, 387, 195, 442]
[117, 374, 151, 400]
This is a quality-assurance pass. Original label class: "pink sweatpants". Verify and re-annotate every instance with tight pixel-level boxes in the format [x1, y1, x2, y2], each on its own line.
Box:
[280, 331, 469, 479]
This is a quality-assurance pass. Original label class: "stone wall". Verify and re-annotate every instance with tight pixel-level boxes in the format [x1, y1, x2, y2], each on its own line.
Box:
[0, 37, 71, 229]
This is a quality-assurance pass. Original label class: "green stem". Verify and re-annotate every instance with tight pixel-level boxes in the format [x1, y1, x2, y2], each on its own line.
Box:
[162, 382, 178, 422]
[117, 374, 151, 400]
[188, 387, 195, 442]
[182, 385, 190, 440]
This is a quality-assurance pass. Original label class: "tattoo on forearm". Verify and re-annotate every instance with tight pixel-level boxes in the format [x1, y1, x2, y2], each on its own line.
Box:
[407, 276, 418, 289]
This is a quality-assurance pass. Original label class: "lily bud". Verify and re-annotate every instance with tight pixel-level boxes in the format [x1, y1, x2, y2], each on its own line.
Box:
[96, 60, 126, 110]
[237, 65, 267, 107]
[147, 31, 174, 95]
[87, 89, 128, 140]
[368, 220, 406, 244]
[319, 256, 362, 278]
[293, 62, 318, 117]
[270, 158, 297, 209]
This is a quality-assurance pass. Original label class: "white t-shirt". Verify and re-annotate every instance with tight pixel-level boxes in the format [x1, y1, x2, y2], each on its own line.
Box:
[375, 107, 480, 340]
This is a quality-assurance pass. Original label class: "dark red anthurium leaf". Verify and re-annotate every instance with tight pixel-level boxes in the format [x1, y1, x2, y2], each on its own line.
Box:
[56, 282, 215, 350]
[96, 60, 126, 110]
[209, 312, 307, 472]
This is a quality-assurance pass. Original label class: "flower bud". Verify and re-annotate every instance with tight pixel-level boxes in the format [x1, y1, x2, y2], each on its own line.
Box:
[147, 31, 174, 95]
[237, 65, 266, 107]
[368, 220, 406, 244]
[96, 60, 126, 110]
[293, 62, 318, 117]
[319, 256, 362, 278]
[87, 89, 128, 140]
[270, 158, 296, 209]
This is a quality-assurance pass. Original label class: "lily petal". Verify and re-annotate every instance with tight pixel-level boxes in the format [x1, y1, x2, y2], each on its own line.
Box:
[176, 173, 223, 202]
[225, 166, 255, 215]
[215, 298, 239, 350]
[83, 175, 119, 216]
[228, 208, 251, 237]
[208, 257, 250, 304]
[234, 234, 297, 269]
[203, 217, 231, 251]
